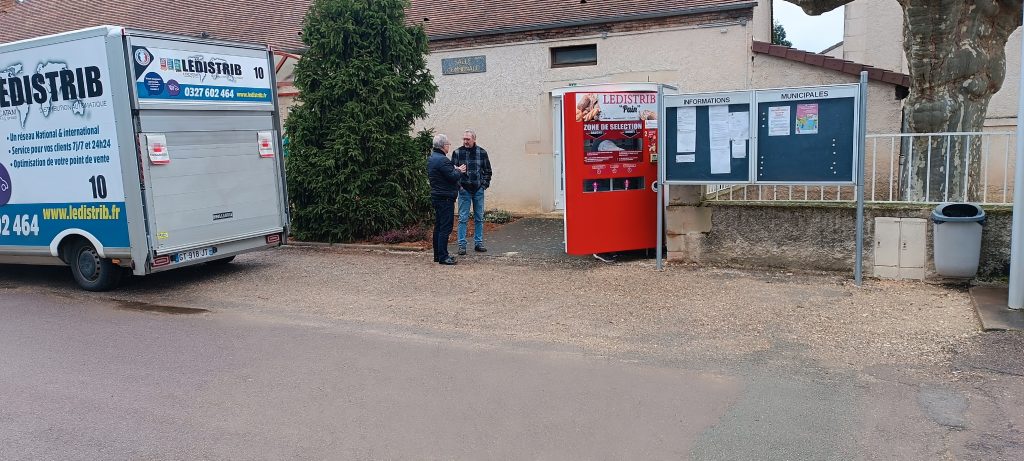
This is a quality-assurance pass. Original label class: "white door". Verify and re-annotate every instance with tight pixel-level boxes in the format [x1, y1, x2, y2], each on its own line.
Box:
[552, 96, 565, 210]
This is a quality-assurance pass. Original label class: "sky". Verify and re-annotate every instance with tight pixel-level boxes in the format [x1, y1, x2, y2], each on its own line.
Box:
[773, 2, 846, 53]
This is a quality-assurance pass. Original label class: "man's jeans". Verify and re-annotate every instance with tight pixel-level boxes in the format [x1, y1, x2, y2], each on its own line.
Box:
[457, 188, 485, 248]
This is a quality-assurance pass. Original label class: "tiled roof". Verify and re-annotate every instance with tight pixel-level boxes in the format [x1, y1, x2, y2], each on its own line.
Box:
[0, 1, 755, 51]
[0, 0, 312, 51]
[753, 40, 911, 87]
[408, 0, 756, 40]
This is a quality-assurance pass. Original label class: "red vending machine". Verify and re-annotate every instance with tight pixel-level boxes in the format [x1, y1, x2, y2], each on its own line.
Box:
[562, 84, 661, 255]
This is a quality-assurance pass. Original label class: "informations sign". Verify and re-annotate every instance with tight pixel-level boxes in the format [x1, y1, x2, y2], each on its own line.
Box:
[0, 36, 129, 248]
[131, 45, 273, 105]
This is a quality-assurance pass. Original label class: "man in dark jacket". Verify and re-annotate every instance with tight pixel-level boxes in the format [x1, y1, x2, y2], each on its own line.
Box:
[427, 133, 466, 265]
[452, 130, 493, 255]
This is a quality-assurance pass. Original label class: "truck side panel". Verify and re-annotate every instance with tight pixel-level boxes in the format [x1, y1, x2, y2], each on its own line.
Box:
[0, 29, 132, 261]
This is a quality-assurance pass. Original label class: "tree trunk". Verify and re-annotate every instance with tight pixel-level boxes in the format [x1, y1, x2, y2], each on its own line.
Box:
[788, 0, 1022, 202]
[899, 0, 1021, 202]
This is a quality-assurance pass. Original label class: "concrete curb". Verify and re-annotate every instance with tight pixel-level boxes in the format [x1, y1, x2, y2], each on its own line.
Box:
[286, 241, 428, 253]
[515, 212, 564, 220]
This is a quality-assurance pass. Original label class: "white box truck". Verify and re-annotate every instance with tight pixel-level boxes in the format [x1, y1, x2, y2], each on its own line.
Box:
[0, 26, 289, 290]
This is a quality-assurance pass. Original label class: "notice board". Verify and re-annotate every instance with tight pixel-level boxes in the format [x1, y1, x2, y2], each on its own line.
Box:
[663, 91, 752, 184]
[663, 90, 752, 184]
[754, 85, 859, 184]
[661, 84, 860, 185]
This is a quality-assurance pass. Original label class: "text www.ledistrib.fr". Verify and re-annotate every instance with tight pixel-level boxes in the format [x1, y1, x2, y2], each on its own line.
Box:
[43, 204, 122, 220]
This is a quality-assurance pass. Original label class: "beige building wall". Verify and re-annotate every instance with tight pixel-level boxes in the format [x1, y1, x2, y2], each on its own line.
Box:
[752, 0, 773, 43]
[821, 43, 843, 59]
[842, 0, 906, 73]
[418, 21, 754, 213]
[989, 28, 1022, 127]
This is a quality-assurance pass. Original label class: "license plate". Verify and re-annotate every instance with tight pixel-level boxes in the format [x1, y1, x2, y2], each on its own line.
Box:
[172, 247, 218, 264]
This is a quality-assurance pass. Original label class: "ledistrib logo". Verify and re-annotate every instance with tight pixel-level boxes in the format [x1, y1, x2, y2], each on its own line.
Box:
[134, 48, 153, 66]
[0, 162, 12, 207]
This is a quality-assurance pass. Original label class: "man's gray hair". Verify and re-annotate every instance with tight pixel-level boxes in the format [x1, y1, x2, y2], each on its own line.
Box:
[432, 133, 449, 150]
[464, 129, 477, 140]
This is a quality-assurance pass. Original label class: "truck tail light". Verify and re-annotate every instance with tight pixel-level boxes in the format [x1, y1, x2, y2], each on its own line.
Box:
[266, 234, 281, 245]
[152, 255, 171, 267]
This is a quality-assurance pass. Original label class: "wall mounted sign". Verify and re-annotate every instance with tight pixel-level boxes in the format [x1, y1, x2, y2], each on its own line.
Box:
[441, 56, 486, 75]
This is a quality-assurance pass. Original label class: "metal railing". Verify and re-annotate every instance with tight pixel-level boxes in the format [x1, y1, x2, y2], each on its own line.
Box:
[704, 132, 1017, 204]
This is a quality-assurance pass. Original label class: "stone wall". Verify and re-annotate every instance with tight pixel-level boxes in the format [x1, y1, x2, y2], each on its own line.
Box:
[665, 199, 1011, 279]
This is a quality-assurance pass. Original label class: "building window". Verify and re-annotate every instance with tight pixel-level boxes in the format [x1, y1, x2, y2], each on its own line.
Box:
[551, 44, 597, 68]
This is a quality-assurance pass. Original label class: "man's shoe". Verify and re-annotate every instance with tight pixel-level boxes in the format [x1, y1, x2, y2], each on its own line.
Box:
[439, 257, 457, 265]
[458, 247, 467, 256]
[474, 245, 487, 253]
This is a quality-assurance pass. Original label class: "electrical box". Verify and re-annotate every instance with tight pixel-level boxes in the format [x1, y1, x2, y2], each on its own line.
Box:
[874, 217, 927, 280]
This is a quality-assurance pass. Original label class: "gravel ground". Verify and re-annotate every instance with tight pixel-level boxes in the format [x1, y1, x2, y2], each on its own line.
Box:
[25, 245, 981, 371]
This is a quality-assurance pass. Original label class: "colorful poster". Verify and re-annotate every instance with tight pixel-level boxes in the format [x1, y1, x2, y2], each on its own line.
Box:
[131, 45, 273, 105]
[768, 106, 791, 137]
[795, 103, 819, 134]
[581, 121, 643, 164]
[0, 35, 129, 248]
[576, 92, 658, 122]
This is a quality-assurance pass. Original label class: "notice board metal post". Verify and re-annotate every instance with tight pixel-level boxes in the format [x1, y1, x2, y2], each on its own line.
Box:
[855, 71, 867, 287]
[1008, 5, 1024, 310]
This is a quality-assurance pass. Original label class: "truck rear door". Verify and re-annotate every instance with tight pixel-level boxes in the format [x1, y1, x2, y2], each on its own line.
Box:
[124, 32, 287, 258]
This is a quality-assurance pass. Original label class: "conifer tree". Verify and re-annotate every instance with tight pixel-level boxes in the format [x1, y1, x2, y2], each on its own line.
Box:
[286, 0, 436, 242]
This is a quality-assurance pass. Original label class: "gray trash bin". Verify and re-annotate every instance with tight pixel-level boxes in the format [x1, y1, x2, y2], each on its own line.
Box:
[932, 203, 986, 278]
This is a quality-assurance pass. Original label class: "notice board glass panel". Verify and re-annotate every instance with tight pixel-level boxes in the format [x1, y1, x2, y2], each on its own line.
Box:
[664, 104, 751, 183]
[755, 97, 856, 183]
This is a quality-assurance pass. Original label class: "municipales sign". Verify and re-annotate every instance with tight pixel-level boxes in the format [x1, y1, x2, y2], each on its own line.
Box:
[441, 56, 486, 75]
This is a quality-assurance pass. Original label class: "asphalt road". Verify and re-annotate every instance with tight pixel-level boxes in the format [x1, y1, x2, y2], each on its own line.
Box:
[1, 291, 744, 460]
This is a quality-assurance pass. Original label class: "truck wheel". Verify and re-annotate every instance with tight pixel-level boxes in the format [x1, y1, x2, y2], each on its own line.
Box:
[207, 255, 235, 266]
[68, 240, 122, 291]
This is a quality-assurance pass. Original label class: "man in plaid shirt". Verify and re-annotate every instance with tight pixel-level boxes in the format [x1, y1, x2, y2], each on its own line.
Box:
[452, 130, 493, 255]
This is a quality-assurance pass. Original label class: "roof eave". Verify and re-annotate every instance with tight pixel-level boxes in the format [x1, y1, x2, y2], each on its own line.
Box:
[424, 2, 757, 42]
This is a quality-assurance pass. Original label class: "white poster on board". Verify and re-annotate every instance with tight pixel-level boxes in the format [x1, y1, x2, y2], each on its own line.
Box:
[708, 105, 731, 174]
[768, 106, 791, 136]
[731, 141, 746, 159]
[728, 112, 749, 141]
[676, 106, 697, 153]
